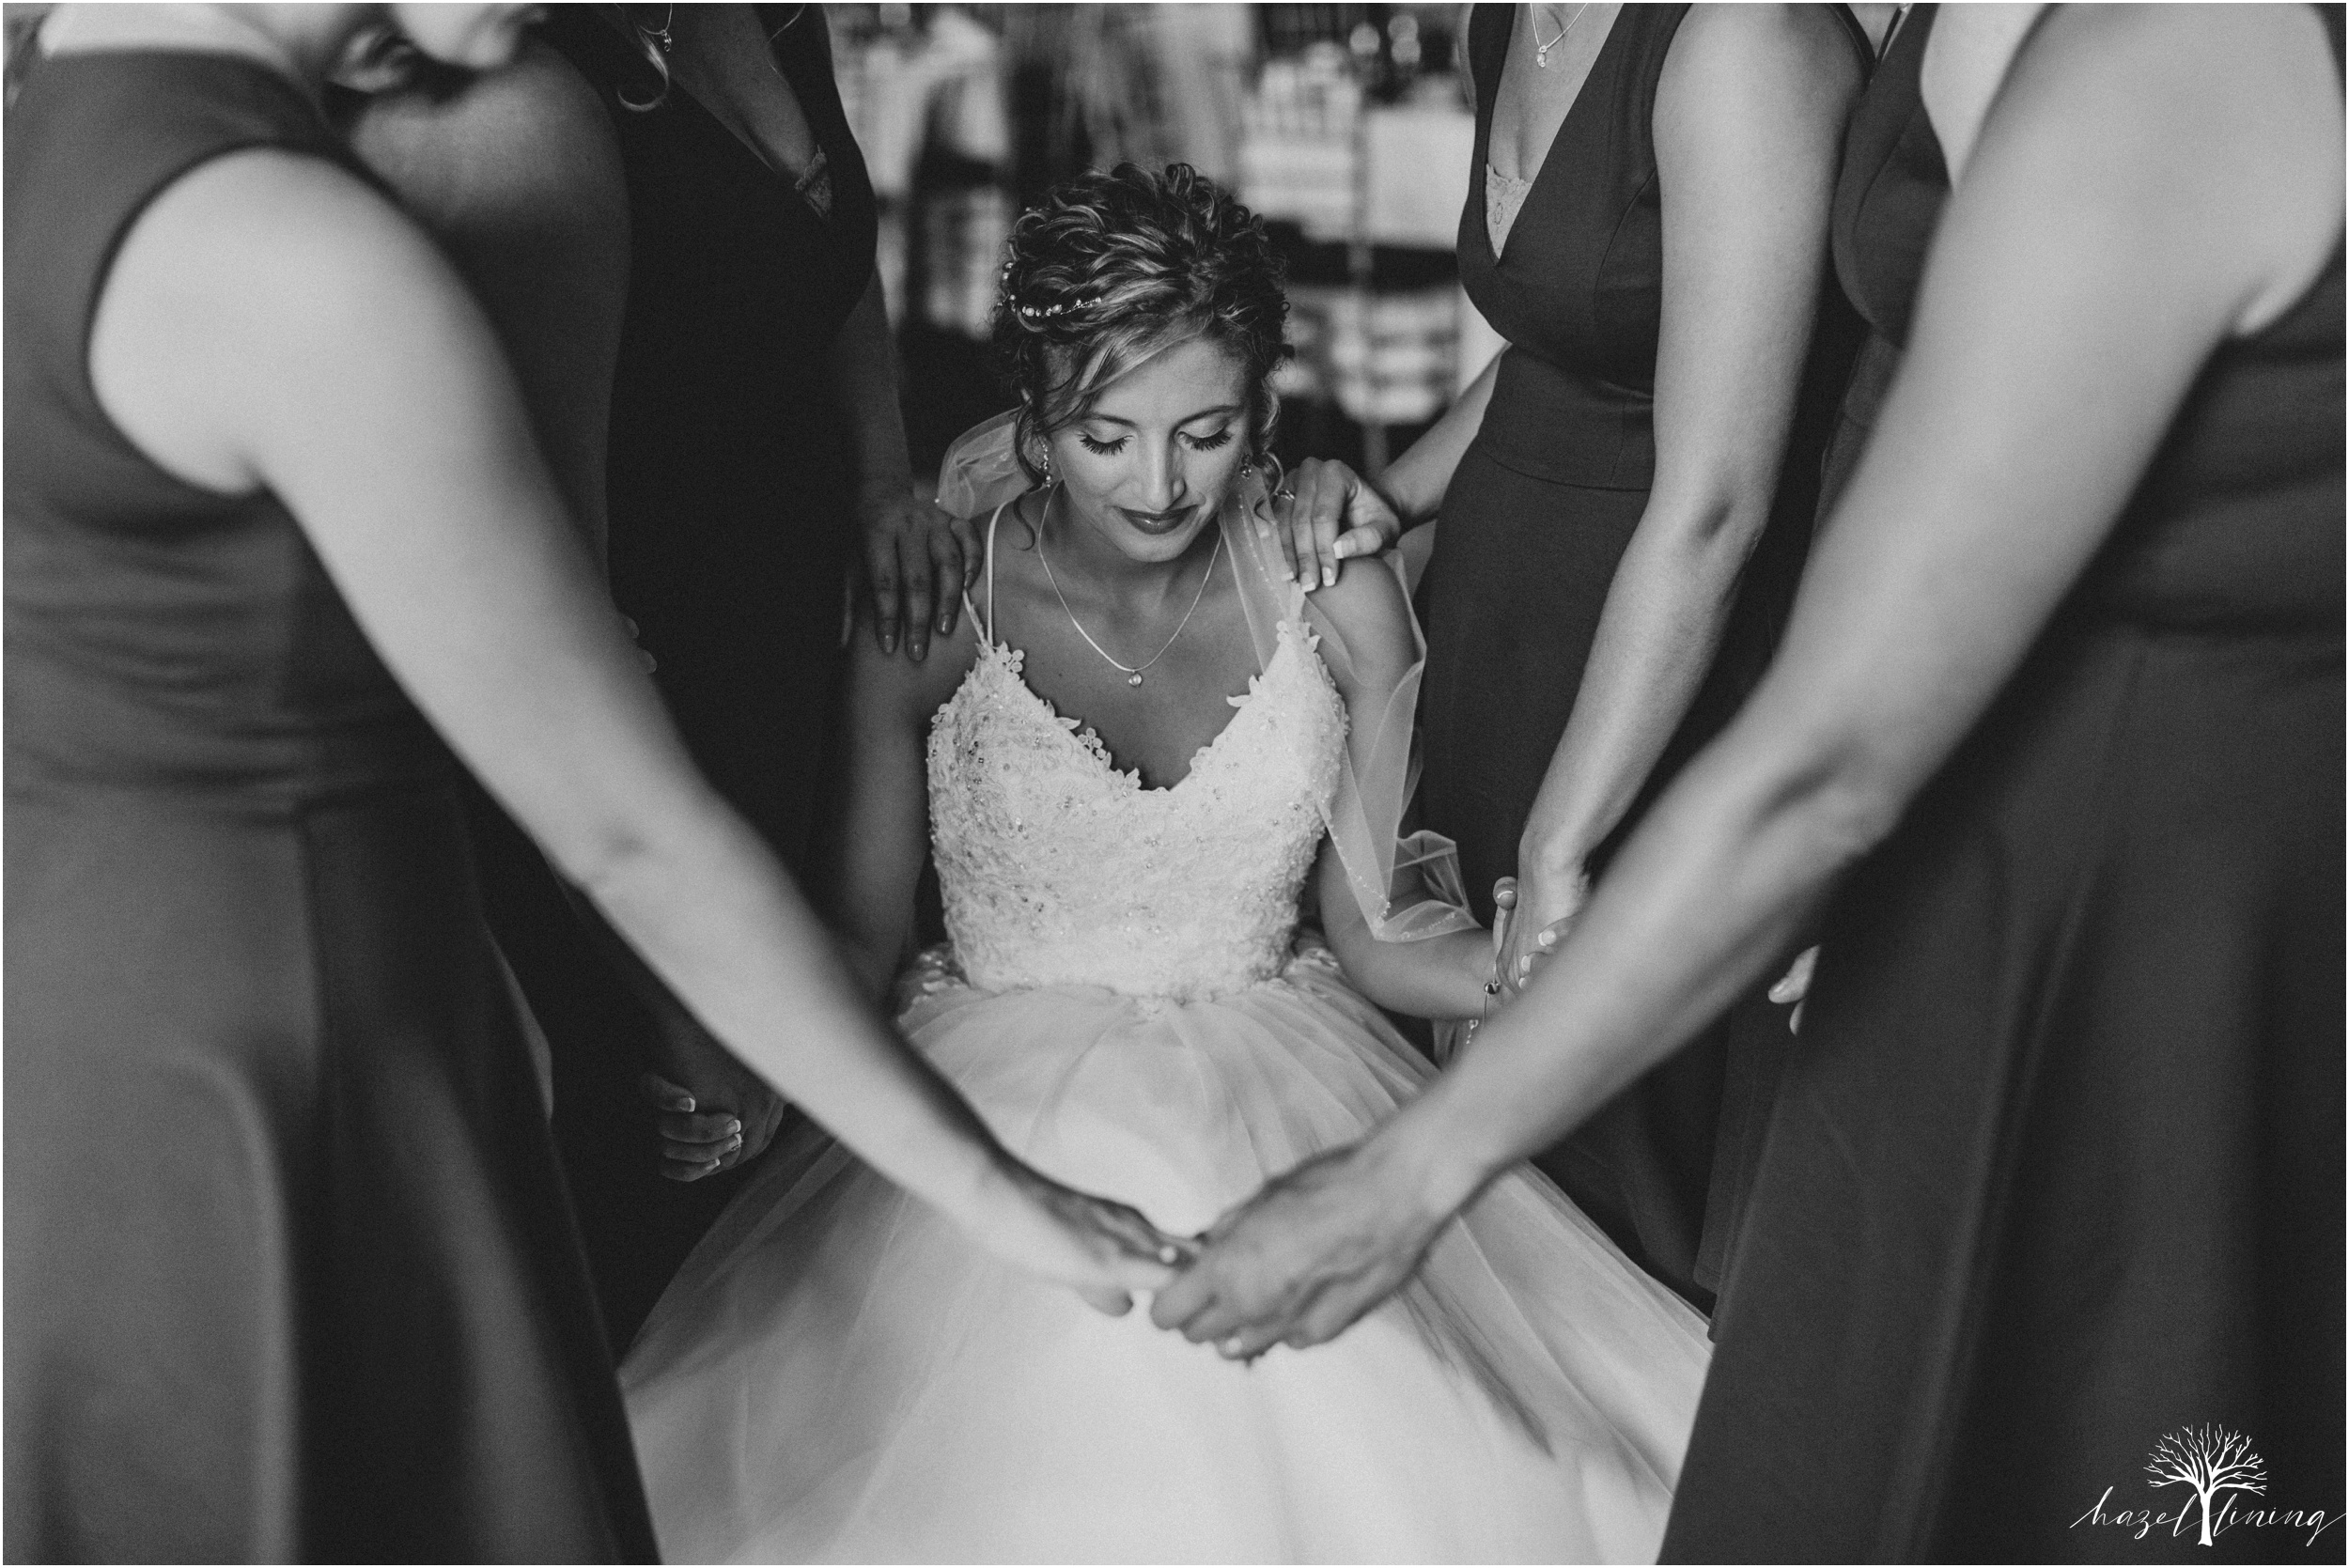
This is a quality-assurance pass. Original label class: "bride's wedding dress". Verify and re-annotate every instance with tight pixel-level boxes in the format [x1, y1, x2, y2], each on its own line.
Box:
[621, 531, 1711, 1562]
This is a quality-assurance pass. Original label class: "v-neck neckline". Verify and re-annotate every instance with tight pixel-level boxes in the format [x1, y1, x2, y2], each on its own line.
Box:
[977, 635, 1286, 797]
[663, 14, 827, 198]
[1479, 5, 1627, 267]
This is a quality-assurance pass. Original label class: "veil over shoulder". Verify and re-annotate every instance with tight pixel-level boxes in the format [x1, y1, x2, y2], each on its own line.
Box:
[936, 411, 1480, 960]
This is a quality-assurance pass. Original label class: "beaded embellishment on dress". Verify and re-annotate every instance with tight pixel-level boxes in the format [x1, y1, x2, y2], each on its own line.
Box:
[926, 621, 1346, 1002]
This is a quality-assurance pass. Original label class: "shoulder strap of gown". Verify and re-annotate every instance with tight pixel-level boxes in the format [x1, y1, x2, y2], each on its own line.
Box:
[969, 502, 1008, 647]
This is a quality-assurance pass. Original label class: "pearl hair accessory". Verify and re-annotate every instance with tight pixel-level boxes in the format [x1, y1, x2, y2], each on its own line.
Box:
[1000, 257, 1100, 321]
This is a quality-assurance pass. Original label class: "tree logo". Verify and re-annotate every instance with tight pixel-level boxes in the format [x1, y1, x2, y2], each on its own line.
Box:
[2145, 1425, 2268, 1547]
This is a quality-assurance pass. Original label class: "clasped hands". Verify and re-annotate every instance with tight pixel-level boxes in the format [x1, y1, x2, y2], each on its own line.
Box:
[641, 867, 1563, 1360]
[645, 1054, 1459, 1361]
[1142, 869, 1579, 1359]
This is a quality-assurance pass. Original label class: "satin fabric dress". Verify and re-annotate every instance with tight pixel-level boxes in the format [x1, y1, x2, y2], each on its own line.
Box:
[1419, 3, 1867, 1306]
[2, 49, 654, 1561]
[1664, 11, 2345, 1560]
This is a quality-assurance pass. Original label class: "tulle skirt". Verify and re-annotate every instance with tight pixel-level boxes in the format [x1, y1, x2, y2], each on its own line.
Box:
[621, 941, 1711, 1563]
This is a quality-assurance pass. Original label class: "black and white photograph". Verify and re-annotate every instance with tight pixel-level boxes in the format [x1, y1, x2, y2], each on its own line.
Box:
[3, 1, 2341, 1561]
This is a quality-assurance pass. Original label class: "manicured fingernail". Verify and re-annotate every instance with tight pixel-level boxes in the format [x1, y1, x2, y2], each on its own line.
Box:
[675, 1096, 695, 1112]
[1322, 567, 1336, 587]
[726, 1135, 742, 1153]
[938, 613, 954, 633]
[725, 1120, 741, 1136]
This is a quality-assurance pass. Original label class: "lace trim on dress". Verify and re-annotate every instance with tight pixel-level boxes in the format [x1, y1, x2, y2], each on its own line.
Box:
[925, 613, 1346, 1001]
[1486, 163, 1533, 256]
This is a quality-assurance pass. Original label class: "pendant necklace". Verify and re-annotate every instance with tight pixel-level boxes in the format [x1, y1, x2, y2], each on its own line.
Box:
[1035, 488, 1221, 689]
[647, 4, 676, 54]
[1532, 3, 1593, 68]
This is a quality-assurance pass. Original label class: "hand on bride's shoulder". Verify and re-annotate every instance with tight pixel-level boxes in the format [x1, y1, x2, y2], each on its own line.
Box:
[843, 572, 987, 721]
[1268, 457, 1405, 589]
[855, 482, 981, 665]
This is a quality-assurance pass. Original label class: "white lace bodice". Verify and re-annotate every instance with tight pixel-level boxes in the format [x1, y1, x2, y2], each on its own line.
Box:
[926, 621, 1346, 1001]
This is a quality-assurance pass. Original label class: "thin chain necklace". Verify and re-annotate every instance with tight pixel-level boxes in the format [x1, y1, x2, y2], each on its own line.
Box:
[1532, 2, 1593, 68]
[1034, 488, 1222, 689]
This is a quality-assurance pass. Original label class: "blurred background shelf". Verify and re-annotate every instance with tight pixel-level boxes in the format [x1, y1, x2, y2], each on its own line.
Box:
[827, 3, 1502, 482]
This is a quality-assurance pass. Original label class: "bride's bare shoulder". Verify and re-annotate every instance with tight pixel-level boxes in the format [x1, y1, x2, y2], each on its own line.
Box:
[1308, 552, 1418, 697]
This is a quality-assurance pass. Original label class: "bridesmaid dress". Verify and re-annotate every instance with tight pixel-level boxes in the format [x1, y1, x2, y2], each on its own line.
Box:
[1692, 1, 1948, 1305]
[1664, 10, 2344, 1559]
[2, 49, 654, 1561]
[475, 5, 883, 1350]
[1419, 3, 1866, 1307]
[1813, 3, 1945, 519]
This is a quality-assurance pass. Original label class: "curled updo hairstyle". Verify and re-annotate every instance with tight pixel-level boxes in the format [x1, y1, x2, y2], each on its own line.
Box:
[993, 163, 1291, 485]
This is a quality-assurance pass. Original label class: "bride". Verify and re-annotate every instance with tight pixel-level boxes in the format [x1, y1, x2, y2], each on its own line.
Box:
[621, 163, 1709, 1563]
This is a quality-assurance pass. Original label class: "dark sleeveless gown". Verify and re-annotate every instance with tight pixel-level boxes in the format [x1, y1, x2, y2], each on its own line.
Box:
[471, 7, 880, 1351]
[2, 50, 654, 1561]
[1419, 3, 1867, 1307]
[1664, 12, 2345, 1560]
[1814, 4, 1945, 520]
[1692, 1, 1949, 1307]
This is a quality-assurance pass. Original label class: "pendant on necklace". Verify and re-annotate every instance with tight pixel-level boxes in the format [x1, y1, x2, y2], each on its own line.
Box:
[1128, 673, 1144, 688]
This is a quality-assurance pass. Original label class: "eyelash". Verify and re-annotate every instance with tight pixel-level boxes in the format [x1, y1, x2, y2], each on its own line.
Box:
[1075, 427, 1236, 457]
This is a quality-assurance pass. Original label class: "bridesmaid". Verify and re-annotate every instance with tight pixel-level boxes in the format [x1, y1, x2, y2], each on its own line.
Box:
[1813, 3, 1947, 521]
[470, 3, 976, 1348]
[1275, 3, 1867, 1304]
[1693, 0, 1947, 1299]
[1162, 5, 2344, 1557]
[3, 5, 1179, 1556]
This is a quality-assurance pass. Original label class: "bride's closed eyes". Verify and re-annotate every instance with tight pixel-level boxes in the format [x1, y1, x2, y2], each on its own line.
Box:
[1076, 426, 1237, 458]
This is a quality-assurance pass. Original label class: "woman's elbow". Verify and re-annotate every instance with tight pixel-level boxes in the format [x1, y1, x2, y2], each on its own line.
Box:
[539, 777, 737, 906]
[1647, 483, 1776, 572]
[1767, 741, 1909, 877]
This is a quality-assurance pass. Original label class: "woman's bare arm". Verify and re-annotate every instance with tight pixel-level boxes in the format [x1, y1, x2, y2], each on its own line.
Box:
[1271, 349, 1502, 586]
[1400, 0, 2344, 1209]
[1502, 4, 1859, 970]
[1155, 1, 2344, 1354]
[1310, 560, 1494, 1019]
[89, 150, 1182, 1306]
[823, 597, 981, 1001]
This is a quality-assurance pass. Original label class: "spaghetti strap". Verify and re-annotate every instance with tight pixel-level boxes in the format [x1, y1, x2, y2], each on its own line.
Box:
[969, 502, 1009, 647]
